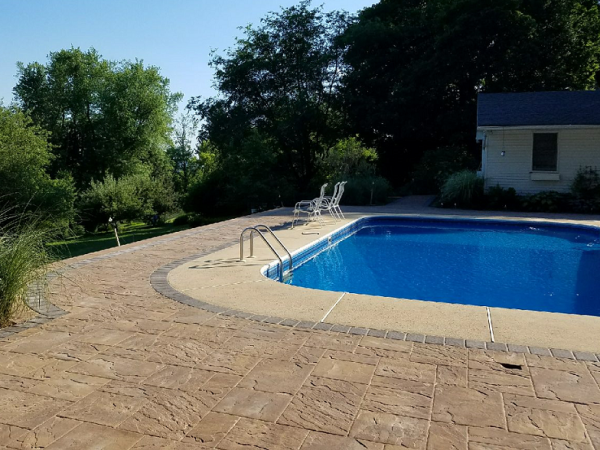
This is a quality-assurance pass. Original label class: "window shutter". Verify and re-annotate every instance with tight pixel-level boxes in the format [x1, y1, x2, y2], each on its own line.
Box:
[532, 133, 558, 171]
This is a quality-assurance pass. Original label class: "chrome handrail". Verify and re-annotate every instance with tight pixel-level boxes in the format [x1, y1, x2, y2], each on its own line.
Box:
[253, 225, 293, 273]
[239, 225, 292, 281]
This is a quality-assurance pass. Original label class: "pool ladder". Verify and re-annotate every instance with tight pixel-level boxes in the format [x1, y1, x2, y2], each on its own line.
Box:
[239, 225, 292, 282]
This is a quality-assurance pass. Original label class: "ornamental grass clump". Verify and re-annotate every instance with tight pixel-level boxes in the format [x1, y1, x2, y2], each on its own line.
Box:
[440, 170, 484, 208]
[0, 217, 50, 327]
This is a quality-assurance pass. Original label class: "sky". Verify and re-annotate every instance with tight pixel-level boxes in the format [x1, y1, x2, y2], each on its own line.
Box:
[0, 0, 376, 113]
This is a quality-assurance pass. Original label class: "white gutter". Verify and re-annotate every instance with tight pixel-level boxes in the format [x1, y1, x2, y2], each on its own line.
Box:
[477, 124, 600, 131]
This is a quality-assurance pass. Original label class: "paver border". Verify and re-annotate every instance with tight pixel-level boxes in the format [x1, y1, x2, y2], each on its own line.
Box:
[2, 216, 267, 339]
[150, 241, 600, 363]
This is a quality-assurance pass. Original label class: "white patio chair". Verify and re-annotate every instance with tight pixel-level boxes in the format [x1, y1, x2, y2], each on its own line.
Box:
[330, 181, 347, 219]
[321, 182, 341, 221]
[292, 183, 328, 228]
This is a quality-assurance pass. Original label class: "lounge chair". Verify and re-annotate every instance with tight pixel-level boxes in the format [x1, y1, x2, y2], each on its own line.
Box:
[332, 181, 347, 219]
[321, 181, 347, 220]
[292, 183, 328, 228]
[321, 182, 342, 220]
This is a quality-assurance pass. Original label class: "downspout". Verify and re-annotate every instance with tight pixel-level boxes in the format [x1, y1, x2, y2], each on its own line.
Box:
[476, 130, 487, 182]
[481, 133, 487, 180]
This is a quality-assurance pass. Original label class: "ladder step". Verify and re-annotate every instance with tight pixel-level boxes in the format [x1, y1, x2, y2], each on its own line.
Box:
[282, 271, 293, 283]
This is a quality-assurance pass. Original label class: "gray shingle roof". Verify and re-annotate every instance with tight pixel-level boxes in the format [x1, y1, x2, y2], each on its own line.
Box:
[477, 91, 600, 127]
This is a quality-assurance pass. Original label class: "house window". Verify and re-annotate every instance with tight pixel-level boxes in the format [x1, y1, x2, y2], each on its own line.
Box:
[532, 133, 558, 171]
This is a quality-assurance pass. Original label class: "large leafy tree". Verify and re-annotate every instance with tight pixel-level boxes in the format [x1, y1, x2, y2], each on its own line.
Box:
[167, 115, 202, 194]
[189, 1, 351, 194]
[340, 0, 600, 185]
[0, 106, 75, 227]
[13, 48, 181, 190]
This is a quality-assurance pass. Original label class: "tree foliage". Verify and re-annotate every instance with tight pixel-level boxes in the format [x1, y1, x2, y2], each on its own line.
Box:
[409, 146, 477, 194]
[14, 48, 181, 191]
[0, 107, 75, 227]
[167, 115, 202, 194]
[318, 137, 391, 205]
[189, 1, 351, 196]
[183, 129, 293, 215]
[340, 0, 600, 185]
[320, 136, 378, 181]
[4, 0, 600, 229]
[78, 172, 175, 230]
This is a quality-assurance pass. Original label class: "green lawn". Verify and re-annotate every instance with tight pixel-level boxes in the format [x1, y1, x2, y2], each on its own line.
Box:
[47, 222, 191, 260]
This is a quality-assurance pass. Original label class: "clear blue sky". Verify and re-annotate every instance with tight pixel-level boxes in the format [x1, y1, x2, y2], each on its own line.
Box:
[0, 0, 375, 112]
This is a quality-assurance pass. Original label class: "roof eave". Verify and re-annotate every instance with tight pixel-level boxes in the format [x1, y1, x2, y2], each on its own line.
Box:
[477, 124, 600, 131]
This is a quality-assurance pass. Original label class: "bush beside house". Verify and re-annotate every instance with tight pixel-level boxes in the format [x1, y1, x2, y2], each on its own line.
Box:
[438, 166, 600, 213]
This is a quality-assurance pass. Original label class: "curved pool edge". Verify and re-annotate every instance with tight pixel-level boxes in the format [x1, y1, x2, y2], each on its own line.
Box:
[162, 211, 600, 355]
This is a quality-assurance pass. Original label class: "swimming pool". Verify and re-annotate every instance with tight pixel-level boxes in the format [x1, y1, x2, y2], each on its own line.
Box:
[267, 217, 600, 316]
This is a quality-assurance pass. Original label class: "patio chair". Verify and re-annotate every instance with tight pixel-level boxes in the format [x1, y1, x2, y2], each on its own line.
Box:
[321, 182, 342, 221]
[327, 181, 346, 219]
[292, 183, 328, 228]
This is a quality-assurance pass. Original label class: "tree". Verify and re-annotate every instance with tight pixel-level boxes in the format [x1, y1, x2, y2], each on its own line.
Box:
[320, 136, 378, 180]
[79, 175, 147, 229]
[183, 129, 291, 215]
[189, 1, 351, 195]
[318, 137, 391, 205]
[78, 172, 176, 232]
[13, 48, 181, 191]
[340, 0, 600, 185]
[0, 106, 75, 228]
[167, 114, 202, 194]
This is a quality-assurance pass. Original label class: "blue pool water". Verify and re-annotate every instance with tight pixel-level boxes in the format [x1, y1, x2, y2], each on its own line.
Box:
[285, 218, 600, 316]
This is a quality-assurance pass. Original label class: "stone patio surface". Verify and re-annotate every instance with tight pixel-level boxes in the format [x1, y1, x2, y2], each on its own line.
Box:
[0, 199, 599, 449]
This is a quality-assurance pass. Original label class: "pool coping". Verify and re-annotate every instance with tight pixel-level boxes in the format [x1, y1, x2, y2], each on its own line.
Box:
[153, 214, 600, 362]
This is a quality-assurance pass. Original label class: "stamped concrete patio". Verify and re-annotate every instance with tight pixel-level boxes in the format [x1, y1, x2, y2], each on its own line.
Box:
[1, 200, 600, 449]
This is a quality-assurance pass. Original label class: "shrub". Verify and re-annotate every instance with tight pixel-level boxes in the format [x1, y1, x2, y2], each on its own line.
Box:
[338, 176, 392, 205]
[0, 217, 51, 326]
[188, 213, 211, 228]
[172, 212, 220, 228]
[520, 191, 571, 213]
[571, 166, 600, 199]
[569, 197, 600, 214]
[184, 166, 293, 216]
[172, 214, 189, 226]
[183, 170, 241, 216]
[485, 185, 519, 210]
[440, 171, 484, 208]
[409, 147, 477, 194]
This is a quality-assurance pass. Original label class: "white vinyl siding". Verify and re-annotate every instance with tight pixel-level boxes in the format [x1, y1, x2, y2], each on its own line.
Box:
[482, 128, 600, 194]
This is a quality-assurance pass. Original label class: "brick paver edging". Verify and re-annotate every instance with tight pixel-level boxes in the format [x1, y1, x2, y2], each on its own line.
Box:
[0, 275, 69, 340]
[1, 218, 259, 340]
[151, 252, 600, 364]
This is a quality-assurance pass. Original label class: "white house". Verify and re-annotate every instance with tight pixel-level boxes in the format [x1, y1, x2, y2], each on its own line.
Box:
[476, 91, 600, 194]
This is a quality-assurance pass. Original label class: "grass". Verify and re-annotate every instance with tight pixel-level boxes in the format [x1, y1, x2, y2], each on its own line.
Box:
[47, 221, 191, 260]
[0, 217, 51, 326]
[47, 215, 237, 260]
